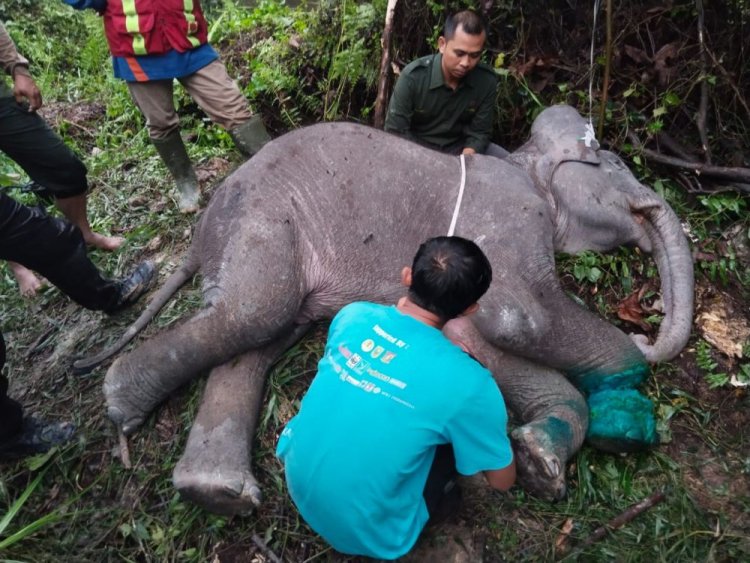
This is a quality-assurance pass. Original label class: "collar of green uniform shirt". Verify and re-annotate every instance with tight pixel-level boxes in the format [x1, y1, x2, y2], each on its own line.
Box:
[429, 53, 476, 91]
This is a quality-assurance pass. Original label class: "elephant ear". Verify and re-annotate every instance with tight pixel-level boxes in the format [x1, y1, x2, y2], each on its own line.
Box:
[510, 105, 601, 210]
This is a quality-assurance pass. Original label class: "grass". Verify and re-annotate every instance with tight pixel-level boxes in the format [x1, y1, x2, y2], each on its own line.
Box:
[1, 1, 750, 561]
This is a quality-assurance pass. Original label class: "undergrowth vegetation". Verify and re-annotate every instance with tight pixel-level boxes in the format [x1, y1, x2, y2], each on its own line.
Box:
[0, 1, 748, 561]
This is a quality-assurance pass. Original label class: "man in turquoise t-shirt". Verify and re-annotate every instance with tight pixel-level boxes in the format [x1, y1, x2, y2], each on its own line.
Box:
[277, 236, 515, 560]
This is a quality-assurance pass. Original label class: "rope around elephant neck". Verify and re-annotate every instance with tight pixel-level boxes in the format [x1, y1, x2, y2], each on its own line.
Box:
[447, 154, 466, 236]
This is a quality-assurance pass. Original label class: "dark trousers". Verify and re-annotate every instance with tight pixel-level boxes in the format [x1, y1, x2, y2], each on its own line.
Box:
[0, 332, 23, 442]
[1, 192, 122, 444]
[423, 444, 460, 522]
[0, 96, 87, 199]
[0, 193, 121, 311]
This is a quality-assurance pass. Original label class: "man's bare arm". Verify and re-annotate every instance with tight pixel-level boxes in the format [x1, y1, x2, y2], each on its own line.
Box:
[484, 456, 516, 491]
[0, 23, 41, 111]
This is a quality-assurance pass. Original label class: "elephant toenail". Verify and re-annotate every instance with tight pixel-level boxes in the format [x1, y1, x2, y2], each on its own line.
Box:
[544, 457, 561, 477]
[107, 406, 124, 425]
[121, 416, 145, 436]
[248, 485, 263, 506]
[223, 479, 245, 497]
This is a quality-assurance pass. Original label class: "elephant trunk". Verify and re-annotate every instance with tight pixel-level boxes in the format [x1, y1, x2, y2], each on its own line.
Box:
[632, 197, 694, 362]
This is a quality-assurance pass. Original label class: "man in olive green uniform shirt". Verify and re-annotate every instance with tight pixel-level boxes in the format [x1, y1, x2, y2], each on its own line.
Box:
[385, 10, 507, 157]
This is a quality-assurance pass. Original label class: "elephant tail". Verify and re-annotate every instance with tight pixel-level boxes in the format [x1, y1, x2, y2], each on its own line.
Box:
[73, 253, 201, 374]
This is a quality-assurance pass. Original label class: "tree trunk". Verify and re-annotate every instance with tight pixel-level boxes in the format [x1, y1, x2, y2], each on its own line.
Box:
[373, 0, 399, 129]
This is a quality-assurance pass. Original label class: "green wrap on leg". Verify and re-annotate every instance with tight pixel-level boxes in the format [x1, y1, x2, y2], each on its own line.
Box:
[586, 388, 657, 453]
[569, 362, 657, 453]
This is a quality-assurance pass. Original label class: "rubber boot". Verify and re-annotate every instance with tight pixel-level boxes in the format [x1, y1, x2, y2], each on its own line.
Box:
[151, 132, 200, 213]
[229, 115, 271, 158]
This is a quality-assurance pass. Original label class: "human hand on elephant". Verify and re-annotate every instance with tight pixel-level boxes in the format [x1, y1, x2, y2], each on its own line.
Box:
[442, 316, 475, 355]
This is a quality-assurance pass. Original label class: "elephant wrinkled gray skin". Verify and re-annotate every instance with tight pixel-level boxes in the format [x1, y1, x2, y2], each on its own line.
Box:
[80, 105, 693, 513]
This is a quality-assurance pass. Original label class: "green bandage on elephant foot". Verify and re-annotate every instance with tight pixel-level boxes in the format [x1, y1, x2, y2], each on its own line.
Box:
[586, 389, 658, 453]
[511, 425, 567, 502]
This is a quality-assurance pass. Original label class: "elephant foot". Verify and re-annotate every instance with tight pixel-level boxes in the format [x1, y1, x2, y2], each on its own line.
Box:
[173, 457, 262, 516]
[103, 359, 153, 435]
[511, 425, 567, 502]
[106, 404, 147, 436]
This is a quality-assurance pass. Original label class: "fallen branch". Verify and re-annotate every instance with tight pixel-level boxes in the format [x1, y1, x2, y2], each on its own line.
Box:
[252, 533, 284, 563]
[25, 325, 57, 359]
[629, 133, 750, 190]
[372, 0, 399, 129]
[576, 490, 667, 552]
[554, 517, 575, 557]
[118, 430, 132, 469]
[652, 132, 749, 193]
[655, 131, 698, 162]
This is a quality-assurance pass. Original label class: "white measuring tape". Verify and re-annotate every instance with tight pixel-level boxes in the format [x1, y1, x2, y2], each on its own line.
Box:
[447, 153, 466, 236]
[583, 0, 601, 148]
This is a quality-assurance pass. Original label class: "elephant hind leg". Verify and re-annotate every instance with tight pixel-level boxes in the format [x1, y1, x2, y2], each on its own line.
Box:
[105, 218, 306, 436]
[173, 324, 311, 516]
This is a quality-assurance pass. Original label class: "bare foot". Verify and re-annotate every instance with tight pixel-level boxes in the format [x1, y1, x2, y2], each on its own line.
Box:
[84, 232, 125, 251]
[178, 189, 201, 214]
[8, 262, 43, 297]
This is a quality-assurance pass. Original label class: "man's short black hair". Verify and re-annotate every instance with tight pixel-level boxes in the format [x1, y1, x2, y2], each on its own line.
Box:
[408, 236, 492, 321]
[443, 10, 488, 40]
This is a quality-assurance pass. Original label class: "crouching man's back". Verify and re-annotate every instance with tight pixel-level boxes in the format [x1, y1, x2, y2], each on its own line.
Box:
[277, 237, 515, 559]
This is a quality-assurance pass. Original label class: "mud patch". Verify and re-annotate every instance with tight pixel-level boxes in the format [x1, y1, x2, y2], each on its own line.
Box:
[664, 424, 750, 535]
[661, 357, 750, 537]
[38, 100, 107, 152]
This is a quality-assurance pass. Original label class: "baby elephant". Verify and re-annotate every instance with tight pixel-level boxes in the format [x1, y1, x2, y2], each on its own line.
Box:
[80, 105, 693, 513]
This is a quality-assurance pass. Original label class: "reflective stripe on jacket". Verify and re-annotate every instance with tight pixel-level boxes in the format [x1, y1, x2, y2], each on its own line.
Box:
[103, 0, 208, 57]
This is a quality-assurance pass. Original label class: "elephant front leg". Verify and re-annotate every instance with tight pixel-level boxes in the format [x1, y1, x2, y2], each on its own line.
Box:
[504, 366, 588, 502]
[173, 325, 310, 516]
[444, 318, 587, 502]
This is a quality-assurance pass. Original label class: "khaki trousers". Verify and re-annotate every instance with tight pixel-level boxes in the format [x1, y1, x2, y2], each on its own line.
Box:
[127, 59, 252, 140]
